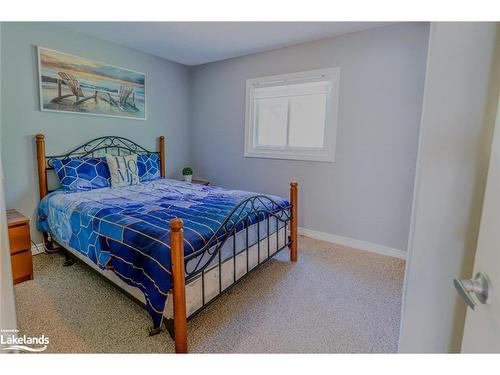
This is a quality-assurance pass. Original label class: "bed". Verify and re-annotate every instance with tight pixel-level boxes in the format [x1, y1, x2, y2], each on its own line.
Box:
[34, 134, 298, 353]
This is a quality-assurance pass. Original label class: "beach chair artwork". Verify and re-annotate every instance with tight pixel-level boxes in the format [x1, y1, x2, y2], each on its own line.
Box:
[99, 85, 139, 112]
[52, 72, 98, 105]
[38, 47, 146, 119]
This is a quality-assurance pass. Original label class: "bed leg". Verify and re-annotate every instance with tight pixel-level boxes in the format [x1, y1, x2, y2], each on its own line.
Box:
[149, 327, 163, 336]
[42, 232, 54, 251]
[164, 318, 175, 340]
[63, 252, 75, 267]
[289, 182, 298, 262]
[170, 218, 188, 354]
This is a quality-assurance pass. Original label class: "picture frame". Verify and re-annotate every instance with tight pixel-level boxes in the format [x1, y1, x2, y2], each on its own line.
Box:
[37, 47, 147, 120]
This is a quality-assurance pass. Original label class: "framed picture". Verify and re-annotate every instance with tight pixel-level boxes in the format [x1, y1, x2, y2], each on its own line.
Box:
[37, 47, 146, 120]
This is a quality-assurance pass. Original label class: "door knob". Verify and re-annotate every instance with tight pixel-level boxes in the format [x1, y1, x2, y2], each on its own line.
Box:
[453, 272, 492, 310]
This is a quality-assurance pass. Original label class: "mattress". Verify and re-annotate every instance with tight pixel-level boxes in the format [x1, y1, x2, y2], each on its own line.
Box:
[37, 178, 290, 328]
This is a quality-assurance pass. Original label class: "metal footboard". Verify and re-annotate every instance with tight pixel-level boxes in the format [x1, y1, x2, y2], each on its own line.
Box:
[182, 195, 292, 319]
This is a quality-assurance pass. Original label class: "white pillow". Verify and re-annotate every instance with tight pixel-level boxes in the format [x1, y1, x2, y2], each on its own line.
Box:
[105, 154, 140, 188]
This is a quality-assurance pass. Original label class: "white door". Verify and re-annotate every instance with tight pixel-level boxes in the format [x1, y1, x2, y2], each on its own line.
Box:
[457, 96, 500, 353]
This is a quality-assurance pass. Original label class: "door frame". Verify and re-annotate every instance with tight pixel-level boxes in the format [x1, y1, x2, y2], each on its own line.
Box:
[397, 22, 499, 353]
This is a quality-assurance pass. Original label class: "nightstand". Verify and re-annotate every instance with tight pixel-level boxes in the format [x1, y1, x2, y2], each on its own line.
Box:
[191, 179, 210, 186]
[7, 209, 33, 284]
[182, 178, 210, 186]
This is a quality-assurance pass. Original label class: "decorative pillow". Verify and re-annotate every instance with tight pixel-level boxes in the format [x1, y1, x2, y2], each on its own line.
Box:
[137, 153, 161, 182]
[106, 154, 140, 188]
[52, 157, 110, 191]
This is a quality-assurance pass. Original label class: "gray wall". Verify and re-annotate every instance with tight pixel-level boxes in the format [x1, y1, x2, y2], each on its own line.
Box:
[1, 22, 429, 253]
[0, 23, 192, 242]
[399, 23, 498, 353]
[189, 23, 429, 251]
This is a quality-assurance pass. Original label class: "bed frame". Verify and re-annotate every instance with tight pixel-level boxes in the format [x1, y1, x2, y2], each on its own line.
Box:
[34, 134, 298, 353]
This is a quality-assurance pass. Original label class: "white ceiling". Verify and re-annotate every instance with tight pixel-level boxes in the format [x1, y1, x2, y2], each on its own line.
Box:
[59, 22, 393, 66]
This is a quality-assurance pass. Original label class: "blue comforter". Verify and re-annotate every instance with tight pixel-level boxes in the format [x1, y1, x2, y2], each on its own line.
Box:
[38, 178, 288, 328]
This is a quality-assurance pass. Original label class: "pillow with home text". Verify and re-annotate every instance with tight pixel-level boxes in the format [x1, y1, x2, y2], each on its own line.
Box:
[105, 154, 140, 188]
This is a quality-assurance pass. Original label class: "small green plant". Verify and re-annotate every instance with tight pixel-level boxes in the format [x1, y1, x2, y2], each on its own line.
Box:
[182, 167, 193, 176]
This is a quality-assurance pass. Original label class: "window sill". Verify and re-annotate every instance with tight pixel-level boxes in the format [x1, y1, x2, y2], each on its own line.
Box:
[244, 150, 335, 163]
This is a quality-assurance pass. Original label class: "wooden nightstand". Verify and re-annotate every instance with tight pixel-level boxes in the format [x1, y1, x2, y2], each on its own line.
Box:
[182, 178, 210, 186]
[7, 209, 33, 284]
[191, 179, 210, 186]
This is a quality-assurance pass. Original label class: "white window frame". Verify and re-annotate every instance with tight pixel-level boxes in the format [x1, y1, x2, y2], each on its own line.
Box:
[244, 67, 340, 162]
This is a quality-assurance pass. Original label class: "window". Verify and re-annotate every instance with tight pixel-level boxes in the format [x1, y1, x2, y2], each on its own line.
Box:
[245, 68, 339, 162]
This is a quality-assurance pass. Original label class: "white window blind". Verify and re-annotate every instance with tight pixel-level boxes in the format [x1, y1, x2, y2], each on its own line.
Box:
[245, 68, 339, 162]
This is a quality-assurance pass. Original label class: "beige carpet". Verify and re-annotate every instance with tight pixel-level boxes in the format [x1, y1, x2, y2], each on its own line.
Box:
[14, 236, 405, 353]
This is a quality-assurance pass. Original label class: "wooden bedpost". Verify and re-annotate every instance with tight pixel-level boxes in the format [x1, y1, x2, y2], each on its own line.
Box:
[35, 134, 48, 199]
[170, 218, 188, 353]
[289, 182, 298, 262]
[159, 136, 166, 178]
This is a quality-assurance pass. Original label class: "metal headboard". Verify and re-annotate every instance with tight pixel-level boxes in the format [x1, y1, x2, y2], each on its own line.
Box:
[35, 134, 166, 198]
[45, 136, 159, 169]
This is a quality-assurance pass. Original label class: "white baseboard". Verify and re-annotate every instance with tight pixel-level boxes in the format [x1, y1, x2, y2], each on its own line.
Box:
[30, 232, 406, 260]
[31, 243, 44, 256]
[298, 227, 407, 260]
